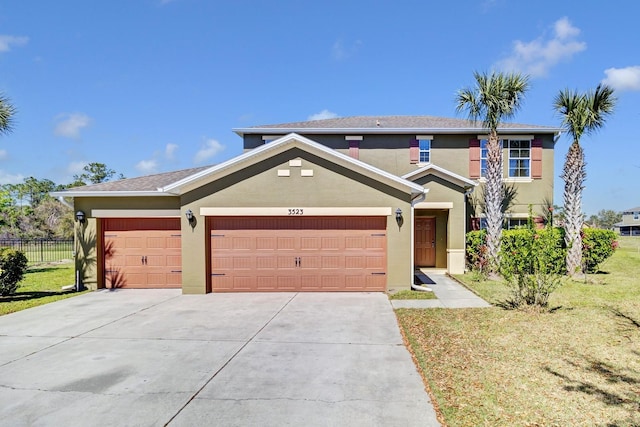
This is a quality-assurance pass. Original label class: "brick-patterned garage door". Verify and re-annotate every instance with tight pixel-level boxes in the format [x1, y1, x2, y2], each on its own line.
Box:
[103, 218, 181, 289]
[209, 216, 387, 292]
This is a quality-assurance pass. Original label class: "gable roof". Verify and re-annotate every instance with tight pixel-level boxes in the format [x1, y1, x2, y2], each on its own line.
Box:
[161, 133, 425, 197]
[402, 164, 478, 189]
[233, 115, 562, 136]
[53, 134, 425, 199]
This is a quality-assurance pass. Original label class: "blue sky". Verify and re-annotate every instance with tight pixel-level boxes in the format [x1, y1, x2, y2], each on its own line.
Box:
[0, 0, 638, 215]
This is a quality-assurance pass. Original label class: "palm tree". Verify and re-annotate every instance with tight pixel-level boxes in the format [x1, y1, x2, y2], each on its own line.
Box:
[456, 71, 530, 269]
[553, 84, 616, 276]
[0, 93, 16, 135]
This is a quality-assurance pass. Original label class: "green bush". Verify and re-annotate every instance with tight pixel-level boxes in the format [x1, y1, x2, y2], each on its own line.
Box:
[499, 226, 564, 308]
[582, 228, 618, 273]
[0, 248, 29, 296]
[500, 227, 566, 275]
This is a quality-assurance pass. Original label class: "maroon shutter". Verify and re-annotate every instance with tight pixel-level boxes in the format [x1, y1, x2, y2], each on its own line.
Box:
[409, 139, 419, 164]
[531, 139, 542, 179]
[348, 140, 359, 159]
[469, 138, 481, 179]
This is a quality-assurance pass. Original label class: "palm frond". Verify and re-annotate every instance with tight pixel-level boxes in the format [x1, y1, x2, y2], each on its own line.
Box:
[0, 94, 16, 135]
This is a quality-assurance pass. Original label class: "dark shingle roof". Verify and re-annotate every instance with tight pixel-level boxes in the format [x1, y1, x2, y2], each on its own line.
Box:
[241, 115, 557, 131]
[63, 165, 212, 192]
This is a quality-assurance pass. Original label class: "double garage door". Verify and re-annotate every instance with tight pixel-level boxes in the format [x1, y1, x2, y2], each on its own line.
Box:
[102, 216, 388, 292]
[209, 216, 387, 292]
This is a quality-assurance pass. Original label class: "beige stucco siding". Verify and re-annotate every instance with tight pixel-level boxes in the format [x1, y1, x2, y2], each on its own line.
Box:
[73, 196, 180, 290]
[181, 149, 414, 294]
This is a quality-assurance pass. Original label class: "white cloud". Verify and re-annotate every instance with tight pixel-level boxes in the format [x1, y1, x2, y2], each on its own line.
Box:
[136, 159, 158, 174]
[0, 149, 7, 161]
[0, 170, 24, 185]
[331, 39, 362, 61]
[602, 66, 640, 91]
[194, 138, 225, 164]
[308, 109, 339, 121]
[0, 35, 29, 53]
[54, 113, 92, 139]
[67, 161, 87, 175]
[494, 17, 586, 77]
[165, 143, 178, 160]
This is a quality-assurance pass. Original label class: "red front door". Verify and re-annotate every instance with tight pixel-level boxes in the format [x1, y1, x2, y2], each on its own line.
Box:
[414, 217, 435, 267]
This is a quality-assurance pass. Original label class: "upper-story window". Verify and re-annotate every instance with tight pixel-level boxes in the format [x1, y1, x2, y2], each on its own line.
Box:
[634, 211, 639, 220]
[508, 139, 531, 178]
[474, 136, 536, 179]
[480, 139, 489, 177]
[419, 139, 431, 163]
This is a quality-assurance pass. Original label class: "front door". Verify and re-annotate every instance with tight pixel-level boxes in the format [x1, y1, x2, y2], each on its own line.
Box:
[414, 217, 435, 267]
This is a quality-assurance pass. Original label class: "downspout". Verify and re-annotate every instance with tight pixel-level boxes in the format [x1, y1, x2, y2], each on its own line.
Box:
[410, 189, 433, 292]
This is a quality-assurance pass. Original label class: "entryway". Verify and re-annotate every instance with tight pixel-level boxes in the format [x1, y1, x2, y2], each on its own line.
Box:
[414, 217, 435, 267]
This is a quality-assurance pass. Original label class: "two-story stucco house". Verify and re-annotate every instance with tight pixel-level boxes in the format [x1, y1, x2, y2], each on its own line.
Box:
[53, 116, 561, 293]
[614, 207, 640, 236]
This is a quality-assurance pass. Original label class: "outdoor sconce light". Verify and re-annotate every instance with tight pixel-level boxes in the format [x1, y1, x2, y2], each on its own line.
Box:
[185, 209, 195, 227]
[75, 211, 86, 224]
[395, 208, 403, 227]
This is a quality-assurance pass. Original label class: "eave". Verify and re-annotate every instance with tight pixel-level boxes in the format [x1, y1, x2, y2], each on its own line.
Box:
[233, 127, 564, 137]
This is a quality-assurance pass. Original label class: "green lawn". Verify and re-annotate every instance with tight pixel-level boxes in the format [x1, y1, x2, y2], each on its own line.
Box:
[397, 236, 640, 426]
[389, 289, 437, 300]
[0, 262, 87, 316]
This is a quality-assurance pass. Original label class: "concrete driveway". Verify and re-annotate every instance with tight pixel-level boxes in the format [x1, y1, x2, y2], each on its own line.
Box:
[0, 290, 440, 426]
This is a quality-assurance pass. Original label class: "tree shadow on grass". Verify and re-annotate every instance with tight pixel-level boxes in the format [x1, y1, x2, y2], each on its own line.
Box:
[24, 267, 63, 275]
[0, 290, 74, 302]
[543, 354, 640, 425]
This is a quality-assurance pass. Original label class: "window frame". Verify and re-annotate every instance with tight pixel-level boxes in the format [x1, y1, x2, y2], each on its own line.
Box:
[416, 135, 433, 164]
[507, 139, 531, 178]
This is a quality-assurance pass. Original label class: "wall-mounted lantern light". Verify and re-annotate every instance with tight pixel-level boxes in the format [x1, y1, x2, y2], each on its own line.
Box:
[395, 208, 403, 227]
[75, 210, 86, 224]
[185, 209, 196, 227]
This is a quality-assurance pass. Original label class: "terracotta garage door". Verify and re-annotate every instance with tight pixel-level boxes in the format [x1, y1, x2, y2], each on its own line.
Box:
[103, 218, 181, 289]
[209, 216, 387, 292]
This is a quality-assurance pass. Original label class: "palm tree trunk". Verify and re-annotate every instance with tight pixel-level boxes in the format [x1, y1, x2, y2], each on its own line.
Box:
[484, 131, 504, 270]
[562, 141, 586, 276]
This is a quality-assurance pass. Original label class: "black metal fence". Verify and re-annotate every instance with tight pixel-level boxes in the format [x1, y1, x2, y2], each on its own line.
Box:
[0, 239, 74, 263]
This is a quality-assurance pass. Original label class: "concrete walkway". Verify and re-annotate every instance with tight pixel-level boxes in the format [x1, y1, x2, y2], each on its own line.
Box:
[0, 291, 440, 426]
[390, 271, 492, 309]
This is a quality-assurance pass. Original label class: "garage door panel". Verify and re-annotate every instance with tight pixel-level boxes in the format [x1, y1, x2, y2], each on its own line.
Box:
[209, 216, 386, 292]
[256, 237, 277, 250]
[300, 237, 321, 250]
[321, 275, 343, 290]
[256, 256, 277, 269]
[232, 257, 253, 270]
[277, 275, 298, 290]
[277, 237, 296, 250]
[256, 276, 277, 290]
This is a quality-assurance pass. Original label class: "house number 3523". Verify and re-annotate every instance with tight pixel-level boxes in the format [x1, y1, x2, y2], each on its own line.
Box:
[288, 208, 304, 215]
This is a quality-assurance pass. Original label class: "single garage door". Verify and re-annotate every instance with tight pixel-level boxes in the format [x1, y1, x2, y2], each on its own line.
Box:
[103, 218, 181, 289]
[209, 216, 387, 292]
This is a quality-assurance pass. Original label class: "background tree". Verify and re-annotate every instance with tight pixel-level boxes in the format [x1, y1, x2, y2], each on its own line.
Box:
[587, 209, 621, 229]
[456, 71, 530, 269]
[554, 84, 616, 276]
[69, 162, 125, 187]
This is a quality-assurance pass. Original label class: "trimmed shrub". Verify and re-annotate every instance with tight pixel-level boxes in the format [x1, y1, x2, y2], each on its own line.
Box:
[582, 228, 618, 273]
[500, 227, 566, 275]
[0, 248, 28, 296]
